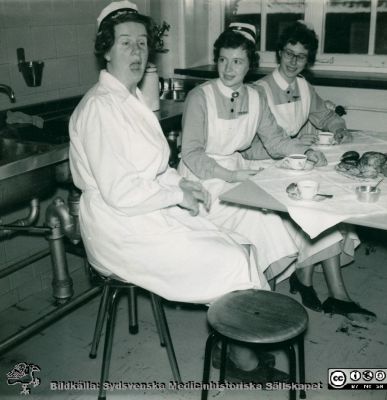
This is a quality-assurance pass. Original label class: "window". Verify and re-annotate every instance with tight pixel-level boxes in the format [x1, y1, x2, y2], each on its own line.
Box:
[224, 0, 387, 72]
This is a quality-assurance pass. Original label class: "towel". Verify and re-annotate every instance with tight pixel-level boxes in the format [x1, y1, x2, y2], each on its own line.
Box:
[6, 111, 44, 129]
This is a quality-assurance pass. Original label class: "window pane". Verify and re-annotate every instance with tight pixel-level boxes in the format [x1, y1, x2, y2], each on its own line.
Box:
[266, 0, 305, 51]
[225, 0, 261, 50]
[324, 0, 371, 54]
[375, 0, 387, 54]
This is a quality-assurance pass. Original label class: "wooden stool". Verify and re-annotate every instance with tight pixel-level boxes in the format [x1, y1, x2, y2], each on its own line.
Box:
[201, 289, 308, 400]
[88, 265, 182, 400]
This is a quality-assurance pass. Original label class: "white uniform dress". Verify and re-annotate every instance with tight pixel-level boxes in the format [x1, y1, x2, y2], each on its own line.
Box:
[69, 70, 269, 304]
[257, 69, 360, 278]
[179, 79, 306, 279]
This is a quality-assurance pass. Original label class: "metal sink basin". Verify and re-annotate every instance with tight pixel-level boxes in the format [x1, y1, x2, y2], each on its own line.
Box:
[0, 124, 70, 212]
[0, 137, 53, 166]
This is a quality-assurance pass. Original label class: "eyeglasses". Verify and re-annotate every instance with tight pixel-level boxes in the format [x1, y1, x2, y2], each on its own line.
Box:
[282, 48, 308, 64]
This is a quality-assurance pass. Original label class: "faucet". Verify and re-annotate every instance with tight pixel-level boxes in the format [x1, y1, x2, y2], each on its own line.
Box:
[0, 84, 16, 103]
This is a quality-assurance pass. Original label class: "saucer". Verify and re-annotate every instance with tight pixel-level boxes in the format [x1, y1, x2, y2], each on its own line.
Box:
[287, 192, 327, 202]
[276, 160, 314, 173]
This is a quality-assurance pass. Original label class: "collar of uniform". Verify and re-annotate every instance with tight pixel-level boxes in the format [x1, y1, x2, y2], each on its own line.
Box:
[216, 78, 243, 98]
[272, 67, 296, 92]
[100, 69, 133, 101]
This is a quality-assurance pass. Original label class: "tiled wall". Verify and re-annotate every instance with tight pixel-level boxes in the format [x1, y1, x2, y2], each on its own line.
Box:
[0, 0, 144, 312]
[0, 0, 150, 111]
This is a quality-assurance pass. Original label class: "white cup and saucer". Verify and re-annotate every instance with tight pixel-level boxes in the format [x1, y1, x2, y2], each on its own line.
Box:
[318, 131, 334, 145]
[297, 180, 319, 200]
[278, 154, 313, 172]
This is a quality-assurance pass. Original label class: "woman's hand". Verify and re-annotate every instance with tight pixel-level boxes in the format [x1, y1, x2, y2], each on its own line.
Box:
[178, 178, 211, 216]
[229, 168, 263, 183]
[305, 149, 327, 167]
[298, 133, 319, 145]
[334, 128, 353, 144]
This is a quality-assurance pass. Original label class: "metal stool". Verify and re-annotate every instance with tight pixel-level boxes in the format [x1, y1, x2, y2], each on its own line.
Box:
[201, 289, 308, 400]
[88, 265, 181, 400]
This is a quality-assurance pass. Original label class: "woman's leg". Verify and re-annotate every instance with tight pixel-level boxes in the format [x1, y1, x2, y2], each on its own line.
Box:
[289, 264, 322, 311]
[321, 255, 376, 321]
[322, 255, 351, 300]
[295, 264, 315, 286]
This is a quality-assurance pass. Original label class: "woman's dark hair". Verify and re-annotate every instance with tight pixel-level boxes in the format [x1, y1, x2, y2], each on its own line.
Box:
[95, 11, 155, 69]
[276, 21, 318, 66]
[213, 29, 259, 70]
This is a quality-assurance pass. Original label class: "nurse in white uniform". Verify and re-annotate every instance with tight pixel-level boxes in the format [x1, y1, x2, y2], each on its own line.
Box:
[69, 1, 283, 384]
[69, 2, 270, 305]
[256, 21, 374, 321]
[179, 24, 327, 286]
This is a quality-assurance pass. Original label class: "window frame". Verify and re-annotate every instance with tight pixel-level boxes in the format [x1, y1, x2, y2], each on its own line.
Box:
[225, 0, 387, 73]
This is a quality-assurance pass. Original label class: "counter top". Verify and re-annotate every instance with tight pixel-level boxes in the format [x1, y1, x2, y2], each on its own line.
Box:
[175, 65, 387, 90]
[0, 100, 184, 181]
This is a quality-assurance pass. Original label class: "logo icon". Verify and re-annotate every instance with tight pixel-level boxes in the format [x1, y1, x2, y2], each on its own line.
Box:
[375, 370, 386, 381]
[350, 370, 361, 381]
[329, 370, 347, 388]
[6, 362, 41, 395]
[362, 370, 373, 381]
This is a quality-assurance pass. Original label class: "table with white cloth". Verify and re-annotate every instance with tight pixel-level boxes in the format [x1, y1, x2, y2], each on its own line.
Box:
[220, 130, 387, 238]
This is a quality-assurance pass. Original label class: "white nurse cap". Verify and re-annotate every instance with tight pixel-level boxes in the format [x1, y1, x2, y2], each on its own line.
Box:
[229, 22, 257, 43]
[97, 1, 138, 28]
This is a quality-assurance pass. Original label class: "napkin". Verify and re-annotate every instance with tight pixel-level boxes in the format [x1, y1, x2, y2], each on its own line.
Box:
[251, 165, 387, 239]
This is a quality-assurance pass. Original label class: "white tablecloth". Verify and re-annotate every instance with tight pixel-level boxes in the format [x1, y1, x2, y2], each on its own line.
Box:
[249, 131, 387, 238]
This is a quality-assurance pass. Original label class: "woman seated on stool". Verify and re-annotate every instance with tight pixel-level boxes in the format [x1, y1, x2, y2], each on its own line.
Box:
[179, 22, 327, 288]
[251, 21, 375, 321]
[69, 0, 284, 386]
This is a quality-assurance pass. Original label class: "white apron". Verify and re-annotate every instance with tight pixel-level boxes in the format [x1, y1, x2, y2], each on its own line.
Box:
[258, 77, 310, 137]
[258, 76, 359, 280]
[70, 71, 269, 304]
[179, 83, 298, 278]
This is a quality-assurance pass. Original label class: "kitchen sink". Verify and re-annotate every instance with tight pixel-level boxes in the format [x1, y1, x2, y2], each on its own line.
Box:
[0, 136, 53, 166]
[0, 122, 70, 212]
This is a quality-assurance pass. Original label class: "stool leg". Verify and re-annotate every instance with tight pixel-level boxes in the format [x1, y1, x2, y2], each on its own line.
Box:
[298, 336, 306, 399]
[150, 293, 181, 383]
[219, 339, 227, 383]
[287, 343, 297, 400]
[98, 288, 120, 400]
[150, 292, 166, 347]
[128, 285, 139, 334]
[89, 284, 110, 359]
[201, 331, 217, 400]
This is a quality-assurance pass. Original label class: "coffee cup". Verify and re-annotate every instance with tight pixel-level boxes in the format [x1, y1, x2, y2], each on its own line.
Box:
[318, 131, 334, 145]
[297, 180, 319, 200]
[283, 154, 307, 170]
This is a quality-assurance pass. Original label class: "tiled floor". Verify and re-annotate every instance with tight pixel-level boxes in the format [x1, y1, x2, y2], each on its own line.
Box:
[0, 229, 386, 400]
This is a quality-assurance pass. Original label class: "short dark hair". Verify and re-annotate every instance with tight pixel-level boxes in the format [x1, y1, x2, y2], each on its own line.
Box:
[276, 21, 318, 66]
[95, 12, 155, 69]
[213, 29, 259, 70]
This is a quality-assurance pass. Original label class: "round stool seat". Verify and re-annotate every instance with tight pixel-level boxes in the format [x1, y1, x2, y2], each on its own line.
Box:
[208, 289, 308, 344]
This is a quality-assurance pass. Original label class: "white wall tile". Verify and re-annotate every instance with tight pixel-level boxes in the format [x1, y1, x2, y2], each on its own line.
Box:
[30, 0, 54, 26]
[5, 27, 33, 65]
[0, 28, 8, 64]
[55, 57, 80, 88]
[32, 26, 57, 60]
[55, 25, 78, 57]
[1, 0, 31, 28]
[52, 0, 76, 25]
[77, 24, 96, 55]
[78, 54, 99, 86]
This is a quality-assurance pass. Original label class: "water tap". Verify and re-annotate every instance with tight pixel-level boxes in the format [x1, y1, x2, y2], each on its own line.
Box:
[0, 84, 16, 103]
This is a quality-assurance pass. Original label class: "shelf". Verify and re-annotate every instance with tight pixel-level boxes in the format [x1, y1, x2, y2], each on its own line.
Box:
[175, 65, 387, 90]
